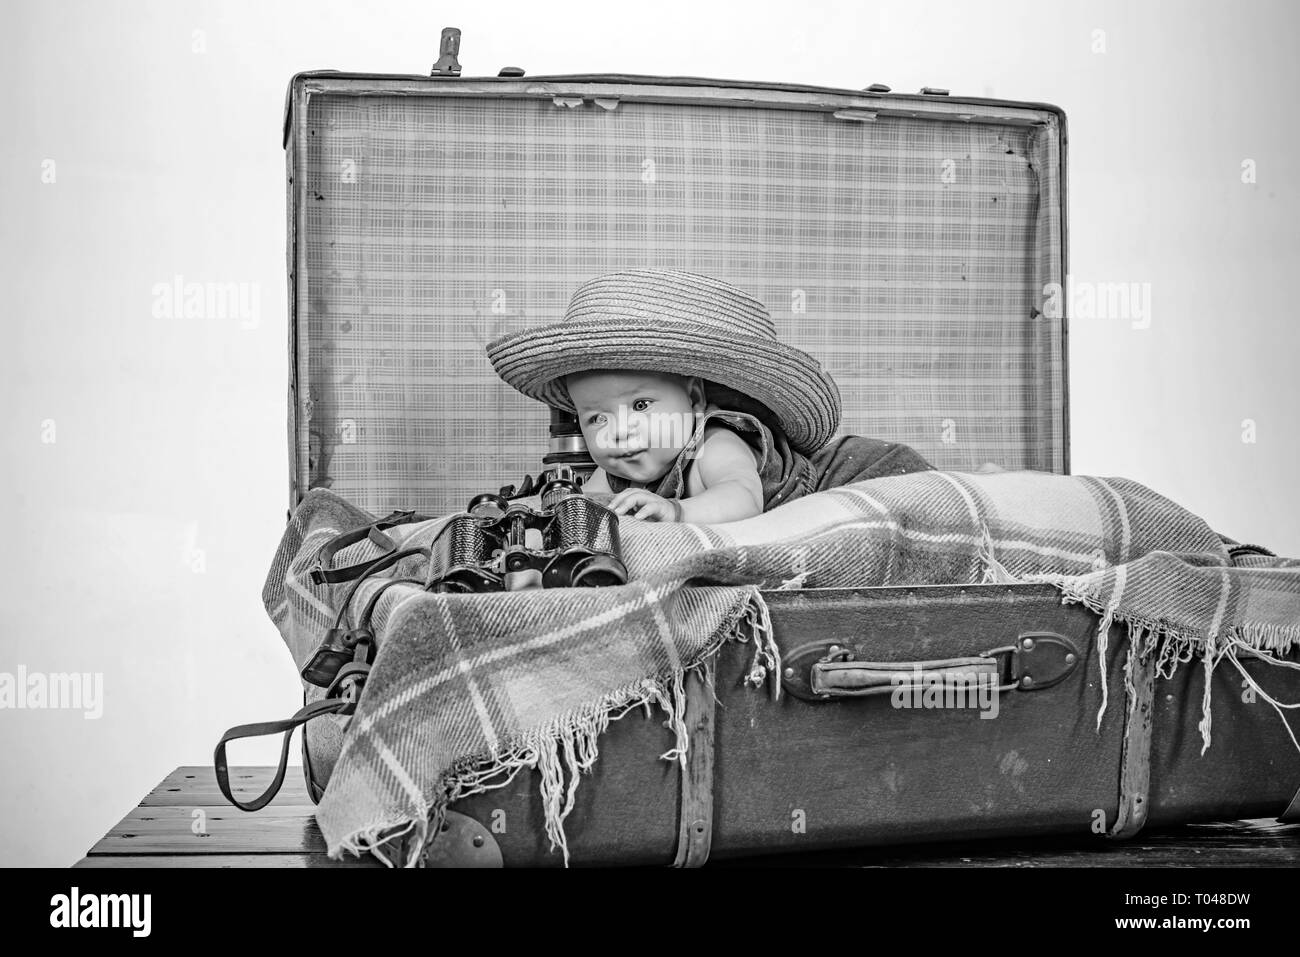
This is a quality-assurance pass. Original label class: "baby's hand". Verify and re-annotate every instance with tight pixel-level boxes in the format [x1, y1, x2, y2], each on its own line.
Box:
[608, 488, 683, 522]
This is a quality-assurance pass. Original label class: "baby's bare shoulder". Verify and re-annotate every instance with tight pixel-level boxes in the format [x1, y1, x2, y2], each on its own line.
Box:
[694, 425, 762, 482]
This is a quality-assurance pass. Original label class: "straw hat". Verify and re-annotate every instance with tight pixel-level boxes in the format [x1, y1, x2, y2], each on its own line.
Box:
[486, 269, 842, 455]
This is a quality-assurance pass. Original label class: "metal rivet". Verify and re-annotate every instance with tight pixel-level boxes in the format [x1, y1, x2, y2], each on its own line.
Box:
[1065, 653, 1076, 664]
[783, 667, 795, 678]
[472, 835, 485, 847]
[1022, 638, 1035, 650]
[829, 645, 840, 654]
[1021, 675, 1034, 687]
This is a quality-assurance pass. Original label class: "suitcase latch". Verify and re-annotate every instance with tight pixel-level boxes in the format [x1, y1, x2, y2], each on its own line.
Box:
[431, 27, 462, 76]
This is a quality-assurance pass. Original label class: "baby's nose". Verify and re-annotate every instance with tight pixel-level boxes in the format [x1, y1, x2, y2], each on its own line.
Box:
[594, 413, 634, 450]
[619, 414, 652, 447]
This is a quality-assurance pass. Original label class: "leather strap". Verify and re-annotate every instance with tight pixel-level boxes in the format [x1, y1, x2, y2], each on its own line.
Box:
[327, 546, 431, 634]
[672, 657, 717, 867]
[1108, 647, 1157, 840]
[300, 701, 327, 806]
[357, 576, 424, 630]
[221, 539, 430, 812]
[310, 510, 429, 585]
[214, 697, 352, 811]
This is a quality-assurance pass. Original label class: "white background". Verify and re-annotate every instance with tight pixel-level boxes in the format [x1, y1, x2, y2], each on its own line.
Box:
[2, 0, 1297, 866]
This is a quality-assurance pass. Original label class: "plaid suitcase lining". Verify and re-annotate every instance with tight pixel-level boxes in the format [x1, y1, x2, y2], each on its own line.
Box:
[295, 94, 1064, 515]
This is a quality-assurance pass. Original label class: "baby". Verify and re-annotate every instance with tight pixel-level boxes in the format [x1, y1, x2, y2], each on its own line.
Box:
[487, 268, 936, 523]
[567, 369, 765, 523]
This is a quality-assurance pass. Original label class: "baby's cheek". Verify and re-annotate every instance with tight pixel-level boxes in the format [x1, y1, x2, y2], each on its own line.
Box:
[578, 422, 608, 457]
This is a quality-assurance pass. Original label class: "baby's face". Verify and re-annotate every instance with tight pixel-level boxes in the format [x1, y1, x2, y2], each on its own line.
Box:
[565, 370, 705, 484]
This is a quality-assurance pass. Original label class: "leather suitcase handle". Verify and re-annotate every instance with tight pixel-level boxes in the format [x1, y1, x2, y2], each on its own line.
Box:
[812, 656, 1006, 698]
[783, 633, 1080, 702]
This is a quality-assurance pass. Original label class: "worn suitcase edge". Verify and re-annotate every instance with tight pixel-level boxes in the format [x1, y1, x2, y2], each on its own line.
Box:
[281, 70, 1070, 149]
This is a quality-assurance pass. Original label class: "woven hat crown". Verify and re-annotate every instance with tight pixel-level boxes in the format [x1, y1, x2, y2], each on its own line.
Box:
[563, 268, 778, 339]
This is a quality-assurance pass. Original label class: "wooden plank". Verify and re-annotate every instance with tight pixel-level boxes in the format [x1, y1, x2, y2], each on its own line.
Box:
[1108, 648, 1156, 838]
[88, 805, 323, 856]
[719, 819, 1300, 868]
[89, 767, 1300, 868]
[673, 659, 715, 867]
[142, 766, 310, 807]
[74, 854, 381, 869]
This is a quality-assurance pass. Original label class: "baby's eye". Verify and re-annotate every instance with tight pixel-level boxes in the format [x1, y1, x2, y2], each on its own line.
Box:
[588, 413, 607, 426]
[631, 398, 652, 412]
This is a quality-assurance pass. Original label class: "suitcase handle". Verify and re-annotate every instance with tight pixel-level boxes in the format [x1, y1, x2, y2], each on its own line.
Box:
[812, 655, 1008, 698]
[784, 632, 1080, 702]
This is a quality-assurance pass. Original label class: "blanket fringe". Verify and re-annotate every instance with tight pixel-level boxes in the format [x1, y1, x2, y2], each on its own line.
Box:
[977, 524, 1023, 585]
[736, 589, 782, 698]
[333, 814, 425, 869]
[340, 586, 775, 868]
[1032, 573, 1300, 757]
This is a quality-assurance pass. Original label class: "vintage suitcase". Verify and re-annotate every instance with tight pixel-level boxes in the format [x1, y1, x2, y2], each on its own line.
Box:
[276, 31, 1300, 866]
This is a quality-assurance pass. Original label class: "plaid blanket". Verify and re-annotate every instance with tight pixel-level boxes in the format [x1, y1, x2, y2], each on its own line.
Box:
[261, 470, 1300, 866]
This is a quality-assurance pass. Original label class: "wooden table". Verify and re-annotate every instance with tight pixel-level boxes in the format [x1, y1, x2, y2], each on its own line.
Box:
[74, 766, 1300, 868]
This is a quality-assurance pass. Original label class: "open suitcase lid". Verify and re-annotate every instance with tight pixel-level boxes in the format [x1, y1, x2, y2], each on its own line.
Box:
[283, 65, 1068, 515]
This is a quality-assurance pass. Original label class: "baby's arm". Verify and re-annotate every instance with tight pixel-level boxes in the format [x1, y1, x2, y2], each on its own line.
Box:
[678, 428, 764, 523]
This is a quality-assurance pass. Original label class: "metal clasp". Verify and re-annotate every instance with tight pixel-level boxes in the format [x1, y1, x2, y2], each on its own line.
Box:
[982, 632, 1081, 692]
[979, 644, 1023, 693]
[431, 27, 462, 76]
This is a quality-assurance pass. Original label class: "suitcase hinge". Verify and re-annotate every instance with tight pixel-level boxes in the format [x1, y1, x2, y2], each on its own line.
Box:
[414, 811, 503, 867]
[552, 96, 620, 111]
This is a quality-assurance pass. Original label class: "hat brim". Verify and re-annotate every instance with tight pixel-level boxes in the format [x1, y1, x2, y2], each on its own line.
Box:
[487, 322, 841, 455]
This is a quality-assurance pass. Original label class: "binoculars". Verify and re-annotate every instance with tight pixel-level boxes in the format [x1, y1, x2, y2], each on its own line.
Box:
[431, 466, 627, 593]
[301, 463, 624, 690]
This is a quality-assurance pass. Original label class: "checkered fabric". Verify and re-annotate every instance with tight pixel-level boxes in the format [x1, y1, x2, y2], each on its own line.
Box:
[291, 90, 1065, 515]
[262, 470, 1300, 867]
